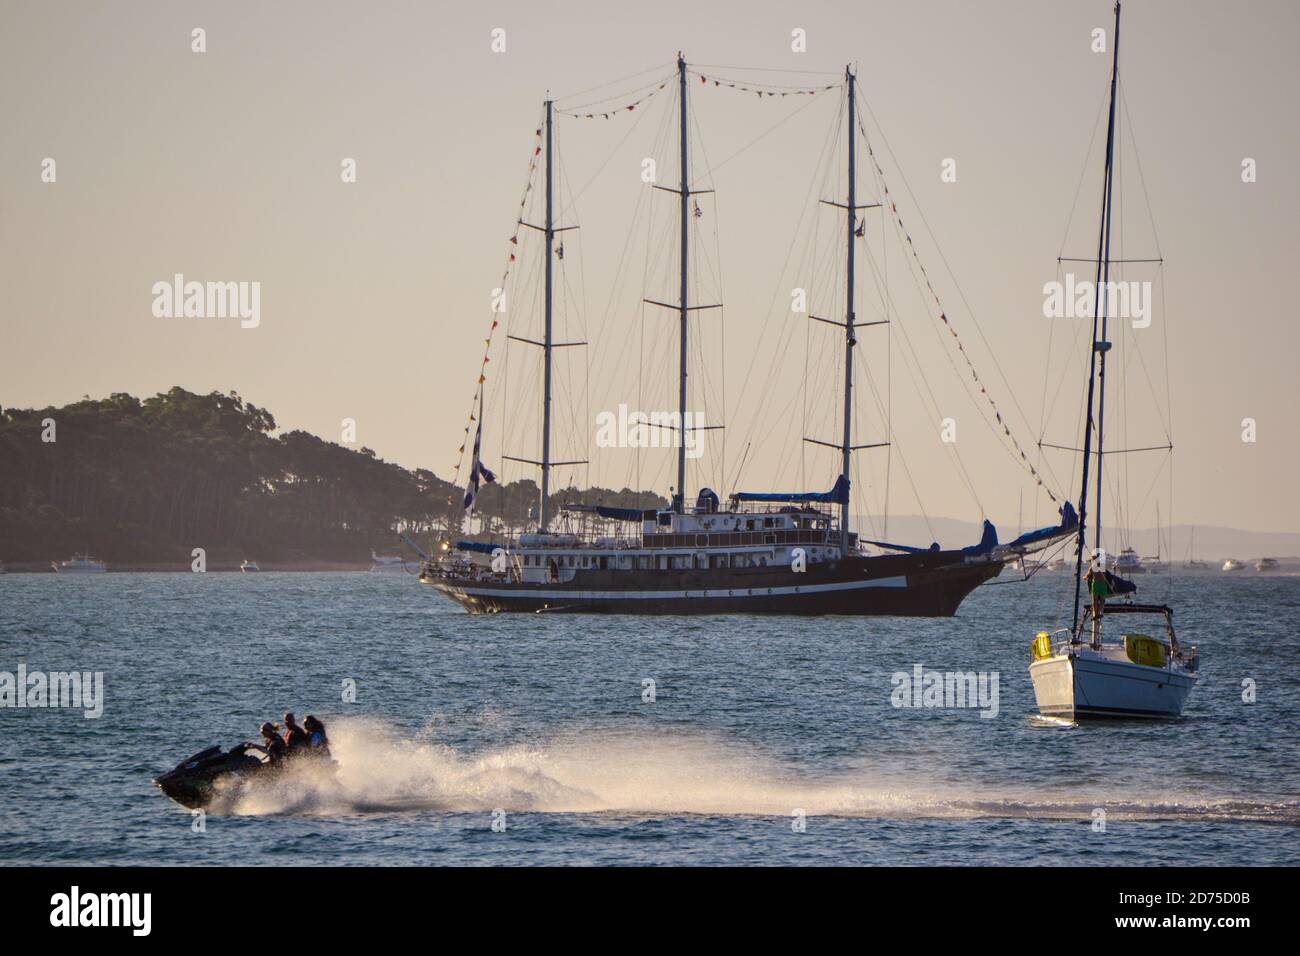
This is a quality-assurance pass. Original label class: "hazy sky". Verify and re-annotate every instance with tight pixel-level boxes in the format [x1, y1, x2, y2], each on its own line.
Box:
[2, 0, 1297, 537]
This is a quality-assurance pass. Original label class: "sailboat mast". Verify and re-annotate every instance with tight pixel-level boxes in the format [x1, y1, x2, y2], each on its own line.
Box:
[1071, 0, 1122, 631]
[1092, 2, 1121, 558]
[540, 97, 555, 531]
[676, 52, 690, 512]
[840, 65, 857, 554]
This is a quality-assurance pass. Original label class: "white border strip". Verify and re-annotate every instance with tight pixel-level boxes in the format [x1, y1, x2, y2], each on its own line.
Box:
[444, 575, 910, 601]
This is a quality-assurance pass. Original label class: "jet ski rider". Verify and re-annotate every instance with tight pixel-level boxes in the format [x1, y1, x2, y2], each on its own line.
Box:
[303, 715, 331, 760]
[245, 722, 288, 764]
[282, 712, 310, 755]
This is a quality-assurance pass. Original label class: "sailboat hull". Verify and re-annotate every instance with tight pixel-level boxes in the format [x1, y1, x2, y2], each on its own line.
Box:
[425, 552, 1002, 616]
[1029, 653, 1197, 719]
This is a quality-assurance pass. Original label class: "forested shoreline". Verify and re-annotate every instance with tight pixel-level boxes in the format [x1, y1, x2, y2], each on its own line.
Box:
[0, 388, 663, 566]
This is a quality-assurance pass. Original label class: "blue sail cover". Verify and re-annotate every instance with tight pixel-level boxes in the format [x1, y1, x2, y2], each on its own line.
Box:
[732, 474, 850, 506]
[961, 519, 999, 555]
[1006, 501, 1079, 549]
[859, 538, 941, 554]
[454, 540, 500, 555]
[595, 506, 656, 522]
[1105, 571, 1138, 595]
[862, 518, 999, 555]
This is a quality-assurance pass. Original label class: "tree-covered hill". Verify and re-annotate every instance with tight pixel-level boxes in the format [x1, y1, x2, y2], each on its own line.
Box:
[0, 388, 665, 565]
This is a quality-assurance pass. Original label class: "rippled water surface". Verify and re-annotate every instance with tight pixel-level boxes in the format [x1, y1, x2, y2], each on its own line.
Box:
[1, 570, 1297, 865]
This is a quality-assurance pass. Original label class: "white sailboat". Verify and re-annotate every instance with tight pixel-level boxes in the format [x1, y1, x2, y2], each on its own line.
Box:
[1183, 527, 1210, 571]
[1028, 1, 1197, 720]
[1032, 605, 1198, 719]
[1141, 504, 1166, 573]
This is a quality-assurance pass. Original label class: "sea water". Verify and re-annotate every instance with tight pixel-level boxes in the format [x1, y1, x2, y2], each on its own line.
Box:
[0, 571, 1296, 865]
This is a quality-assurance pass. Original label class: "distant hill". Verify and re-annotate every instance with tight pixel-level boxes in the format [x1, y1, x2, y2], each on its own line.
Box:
[0, 388, 460, 564]
[0, 388, 665, 566]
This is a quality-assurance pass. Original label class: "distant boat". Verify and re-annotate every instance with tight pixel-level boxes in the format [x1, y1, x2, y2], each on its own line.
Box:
[370, 551, 410, 573]
[53, 554, 106, 574]
[1115, 547, 1145, 575]
[239, 560, 260, 572]
[1255, 557, 1279, 572]
[1183, 527, 1210, 571]
[1222, 558, 1245, 572]
[1142, 504, 1166, 573]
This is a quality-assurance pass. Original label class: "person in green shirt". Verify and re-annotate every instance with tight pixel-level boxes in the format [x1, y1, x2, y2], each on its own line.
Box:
[1085, 553, 1110, 644]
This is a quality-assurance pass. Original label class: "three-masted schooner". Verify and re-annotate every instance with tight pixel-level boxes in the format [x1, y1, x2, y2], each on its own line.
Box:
[423, 54, 1076, 615]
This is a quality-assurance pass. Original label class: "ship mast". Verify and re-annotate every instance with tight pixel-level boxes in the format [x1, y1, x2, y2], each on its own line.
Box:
[839, 65, 858, 553]
[675, 52, 690, 511]
[637, 54, 725, 512]
[541, 97, 556, 530]
[804, 67, 882, 553]
[1072, 0, 1122, 632]
[505, 97, 583, 531]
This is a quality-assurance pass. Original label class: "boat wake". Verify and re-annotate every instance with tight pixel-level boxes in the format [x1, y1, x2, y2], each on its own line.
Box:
[212, 717, 1300, 825]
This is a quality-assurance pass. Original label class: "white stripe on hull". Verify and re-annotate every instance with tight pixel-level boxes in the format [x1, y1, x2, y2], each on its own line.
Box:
[439, 574, 910, 602]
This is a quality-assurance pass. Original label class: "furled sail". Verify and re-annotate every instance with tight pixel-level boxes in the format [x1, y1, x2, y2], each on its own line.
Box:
[731, 474, 850, 505]
[1005, 501, 1079, 549]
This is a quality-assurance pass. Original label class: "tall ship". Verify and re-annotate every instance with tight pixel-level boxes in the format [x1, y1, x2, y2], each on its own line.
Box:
[423, 55, 1076, 615]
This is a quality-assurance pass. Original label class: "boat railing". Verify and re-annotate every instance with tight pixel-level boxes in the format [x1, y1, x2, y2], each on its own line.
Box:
[1040, 628, 1076, 656]
[1055, 616, 1198, 672]
[421, 561, 523, 584]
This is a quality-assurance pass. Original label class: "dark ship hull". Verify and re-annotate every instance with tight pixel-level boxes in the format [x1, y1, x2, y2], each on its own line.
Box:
[424, 550, 1002, 616]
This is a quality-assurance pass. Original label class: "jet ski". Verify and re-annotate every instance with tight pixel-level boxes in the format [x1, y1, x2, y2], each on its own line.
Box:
[153, 742, 279, 809]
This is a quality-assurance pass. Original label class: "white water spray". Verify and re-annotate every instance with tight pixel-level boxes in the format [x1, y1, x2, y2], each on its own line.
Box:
[209, 717, 1295, 824]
